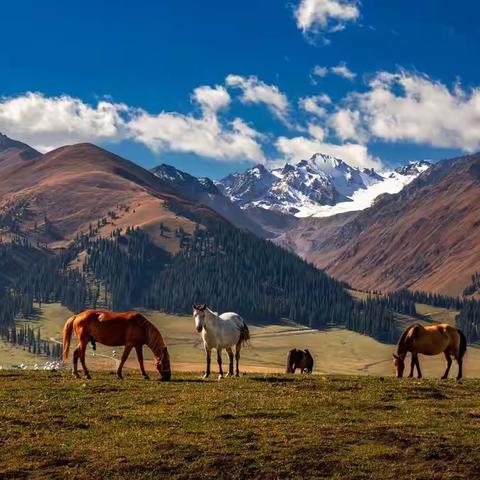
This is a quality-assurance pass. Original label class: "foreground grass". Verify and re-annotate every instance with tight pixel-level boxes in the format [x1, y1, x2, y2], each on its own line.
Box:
[1, 373, 480, 479]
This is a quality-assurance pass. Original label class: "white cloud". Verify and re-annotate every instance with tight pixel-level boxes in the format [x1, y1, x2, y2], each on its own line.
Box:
[191, 85, 230, 114]
[307, 123, 326, 141]
[0, 89, 265, 163]
[329, 108, 363, 141]
[0, 92, 128, 152]
[295, 0, 359, 35]
[225, 74, 290, 125]
[299, 94, 332, 117]
[128, 112, 265, 163]
[330, 62, 356, 80]
[344, 70, 480, 151]
[312, 62, 356, 81]
[275, 134, 381, 170]
[312, 65, 328, 78]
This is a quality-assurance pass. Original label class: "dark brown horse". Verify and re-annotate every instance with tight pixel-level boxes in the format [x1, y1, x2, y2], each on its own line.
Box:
[393, 323, 466, 381]
[63, 309, 171, 381]
[286, 349, 314, 374]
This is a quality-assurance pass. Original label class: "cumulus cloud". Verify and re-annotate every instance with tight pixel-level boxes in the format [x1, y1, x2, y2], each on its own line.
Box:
[275, 134, 381, 170]
[191, 85, 231, 114]
[299, 94, 332, 117]
[312, 65, 328, 78]
[341, 70, 480, 151]
[329, 108, 363, 141]
[330, 62, 356, 80]
[225, 74, 290, 125]
[0, 89, 265, 162]
[0, 92, 128, 152]
[312, 62, 356, 81]
[129, 112, 265, 163]
[295, 0, 359, 35]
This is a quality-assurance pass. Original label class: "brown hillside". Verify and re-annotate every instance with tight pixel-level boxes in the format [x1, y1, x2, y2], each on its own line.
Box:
[288, 154, 480, 295]
[0, 141, 225, 252]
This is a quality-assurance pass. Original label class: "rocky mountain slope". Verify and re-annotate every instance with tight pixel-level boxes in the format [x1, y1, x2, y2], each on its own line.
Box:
[216, 153, 430, 218]
[281, 154, 480, 295]
[151, 164, 270, 237]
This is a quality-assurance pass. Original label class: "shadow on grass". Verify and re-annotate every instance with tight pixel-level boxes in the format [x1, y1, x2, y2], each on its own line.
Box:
[249, 376, 295, 383]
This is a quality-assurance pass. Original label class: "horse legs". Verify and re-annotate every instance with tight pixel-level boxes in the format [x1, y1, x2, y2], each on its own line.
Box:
[408, 353, 416, 378]
[441, 351, 452, 380]
[79, 340, 91, 380]
[226, 347, 234, 377]
[135, 345, 149, 380]
[455, 353, 463, 382]
[117, 345, 133, 380]
[235, 344, 241, 377]
[72, 346, 81, 378]
[414, 353, 422, 378]
[203, 346, 211, 379]
[217, 348, 224, 379]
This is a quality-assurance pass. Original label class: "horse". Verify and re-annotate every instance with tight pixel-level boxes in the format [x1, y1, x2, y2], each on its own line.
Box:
[193, 304, 250, 379]
[393, 323, 467, 381]
[62, 309, 171, 381]
[286, 348, 314, 374]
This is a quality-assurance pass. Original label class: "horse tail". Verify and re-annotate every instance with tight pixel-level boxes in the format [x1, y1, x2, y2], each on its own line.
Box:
[304, 349, 314, 373]
[62, 315, 76, 361]
[286, 349, 295, 373]
[457, 328, 467, 359]
[238, 321, 250, 347]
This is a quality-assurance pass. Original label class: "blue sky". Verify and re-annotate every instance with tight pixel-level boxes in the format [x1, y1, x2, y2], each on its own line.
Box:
[1, 0, 479, 178]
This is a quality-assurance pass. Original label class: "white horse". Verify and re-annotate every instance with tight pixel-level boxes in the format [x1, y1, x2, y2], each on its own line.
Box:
[193, 304, 250, 379]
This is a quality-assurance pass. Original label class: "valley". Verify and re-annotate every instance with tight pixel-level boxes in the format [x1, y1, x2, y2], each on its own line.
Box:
[3, 300, 480, 379]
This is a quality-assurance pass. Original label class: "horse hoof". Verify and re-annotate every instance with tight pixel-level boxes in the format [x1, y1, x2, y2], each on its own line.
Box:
[117, 375, 123, 380]
[202, 373, 210, 380]
[143, 375, 150, 381]
[235, 373, 240, 377]
[73, 374, 81, 379]
[218, 374, 224, 380]
[85, 375, 92, 380]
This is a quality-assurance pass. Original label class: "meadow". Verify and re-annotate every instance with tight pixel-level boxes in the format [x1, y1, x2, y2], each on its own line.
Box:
[2, 302, 480, 379]
[1, 372, 480, 479]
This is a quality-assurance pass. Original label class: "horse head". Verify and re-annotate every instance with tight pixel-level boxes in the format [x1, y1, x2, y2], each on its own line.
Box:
[156, 347, 171, 381]
[193, 304, 207, 333]
[392, 353, 406, 377]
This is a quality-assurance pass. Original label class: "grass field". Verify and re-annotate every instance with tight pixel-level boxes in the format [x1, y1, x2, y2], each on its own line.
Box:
[3, 302, 480, 378]
[1, 372, 480, 479]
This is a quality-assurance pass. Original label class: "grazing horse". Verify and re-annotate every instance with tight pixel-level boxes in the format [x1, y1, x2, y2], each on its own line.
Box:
[393, 323, 467, 381]
[193, 304, 250, 379]
[286, 349, 314, 374]
[63, 309, 171, 381]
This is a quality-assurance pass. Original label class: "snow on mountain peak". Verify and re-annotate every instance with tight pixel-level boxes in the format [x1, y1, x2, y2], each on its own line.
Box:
[216, 154, 431, 218]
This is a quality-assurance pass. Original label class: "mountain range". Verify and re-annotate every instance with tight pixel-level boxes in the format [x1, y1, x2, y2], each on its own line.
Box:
[1, 131, 479, 298]
[215, 153, 430, 218]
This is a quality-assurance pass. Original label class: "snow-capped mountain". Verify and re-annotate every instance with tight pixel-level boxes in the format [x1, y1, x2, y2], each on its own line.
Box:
[216, 155, 431, 218]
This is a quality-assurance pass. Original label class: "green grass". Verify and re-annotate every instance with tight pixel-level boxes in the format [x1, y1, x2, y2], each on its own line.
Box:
[5, 302, 480, 377]
[1, 372, 480, 479]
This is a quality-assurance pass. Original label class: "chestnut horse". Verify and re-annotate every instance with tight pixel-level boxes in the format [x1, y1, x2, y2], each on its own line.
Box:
[286, 349, 314, 374]
[63, 309, 171, 381]
[393, 323, 466, 381]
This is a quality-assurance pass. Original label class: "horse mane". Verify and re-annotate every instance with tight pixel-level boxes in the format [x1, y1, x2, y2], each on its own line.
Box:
[397, 324, 420, 356]
[138, 314, 166, 357]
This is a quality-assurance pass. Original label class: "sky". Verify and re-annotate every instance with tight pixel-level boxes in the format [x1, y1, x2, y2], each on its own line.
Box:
[1, 0, 480, 179]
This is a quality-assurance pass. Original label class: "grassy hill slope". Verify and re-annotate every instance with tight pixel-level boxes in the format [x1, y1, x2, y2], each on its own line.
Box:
[3, 302, 480, 378]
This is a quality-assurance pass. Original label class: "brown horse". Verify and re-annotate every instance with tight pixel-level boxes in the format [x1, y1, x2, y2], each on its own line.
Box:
[286, 349, 314, 374]
[63, 309, 171, 381]
[393, 323, 467, 381]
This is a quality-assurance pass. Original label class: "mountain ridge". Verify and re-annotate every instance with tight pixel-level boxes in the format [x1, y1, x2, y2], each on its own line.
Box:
[216, 154, 430, 218]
